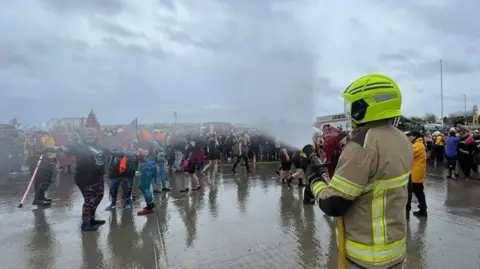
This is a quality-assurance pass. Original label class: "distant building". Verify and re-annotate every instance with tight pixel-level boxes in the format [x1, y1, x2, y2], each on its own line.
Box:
[314, 113, 350, 130]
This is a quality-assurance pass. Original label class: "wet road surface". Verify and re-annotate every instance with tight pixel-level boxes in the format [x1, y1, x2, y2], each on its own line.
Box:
[1, 164, 480, 269]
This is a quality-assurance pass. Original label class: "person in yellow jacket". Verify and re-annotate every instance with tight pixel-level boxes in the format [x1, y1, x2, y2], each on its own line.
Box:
[41, 132, 55, 147]
[405, 131, 427, 219]
[433, 132, 445, 164]
[307, 74, 413, 269]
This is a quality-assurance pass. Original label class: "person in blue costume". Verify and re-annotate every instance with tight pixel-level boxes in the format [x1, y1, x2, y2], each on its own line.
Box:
[153, 140, 171, 193]
[135, 139, 159, 215]
[105, 140, 137, 211]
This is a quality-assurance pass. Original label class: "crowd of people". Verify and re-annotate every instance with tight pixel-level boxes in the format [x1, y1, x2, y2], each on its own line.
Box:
[424, 125, 480, 180]
[16, 73, 480, 268]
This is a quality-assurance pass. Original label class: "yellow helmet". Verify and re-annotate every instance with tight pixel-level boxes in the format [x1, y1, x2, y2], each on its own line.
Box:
[343, 74, 402, 125]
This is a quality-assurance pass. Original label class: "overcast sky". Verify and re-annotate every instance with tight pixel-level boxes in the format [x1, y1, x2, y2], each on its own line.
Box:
[0, 0, 478, 125]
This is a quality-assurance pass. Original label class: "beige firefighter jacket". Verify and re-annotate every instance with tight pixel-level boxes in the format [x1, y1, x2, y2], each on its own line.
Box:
[312, 121, 413, 269]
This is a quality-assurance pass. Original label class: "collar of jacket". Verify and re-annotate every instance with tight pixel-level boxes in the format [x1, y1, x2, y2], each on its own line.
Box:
[411, 137, 424, 144]
[352, 119, 391, 136]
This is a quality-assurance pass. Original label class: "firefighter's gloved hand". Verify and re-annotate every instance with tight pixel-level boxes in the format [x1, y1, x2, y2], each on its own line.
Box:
[307, 165, 330, 195]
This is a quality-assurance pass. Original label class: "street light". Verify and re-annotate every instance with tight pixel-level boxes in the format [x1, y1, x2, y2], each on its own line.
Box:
[440, 59, 444, 126]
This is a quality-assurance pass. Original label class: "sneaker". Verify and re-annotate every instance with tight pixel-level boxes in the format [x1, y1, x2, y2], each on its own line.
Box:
[137, 206, 154, 216]
[180, 188, 189, 192]
[32, 200, 52, 206]
[105, 203, 116, 211]
[162, 187, 172, 192]
[192, 186, 201, 191]
[153, 189, 162, 194]
[124, 203, 133, 210]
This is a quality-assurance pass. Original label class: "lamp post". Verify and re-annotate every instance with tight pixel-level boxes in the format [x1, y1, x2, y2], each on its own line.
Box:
[440, 59, 444, 126]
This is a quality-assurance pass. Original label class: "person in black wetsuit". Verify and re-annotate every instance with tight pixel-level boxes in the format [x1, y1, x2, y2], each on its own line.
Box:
[59, 127, 126, 231]
[201, 133, 220, 176]
[279, 148, 292, 184]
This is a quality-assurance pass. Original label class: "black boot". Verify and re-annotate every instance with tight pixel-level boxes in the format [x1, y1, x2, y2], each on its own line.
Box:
[81, 220, 99, 232]
[91, 219, 106, 226]
[297, 178, 305, 187]
[413, 210, 427, 218]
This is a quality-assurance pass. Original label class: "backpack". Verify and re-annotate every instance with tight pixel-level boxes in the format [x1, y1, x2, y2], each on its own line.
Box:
[157, 151, 166, 163]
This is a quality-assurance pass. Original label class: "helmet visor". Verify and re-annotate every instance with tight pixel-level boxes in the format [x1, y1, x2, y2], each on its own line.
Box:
[344, 99, 353, 130]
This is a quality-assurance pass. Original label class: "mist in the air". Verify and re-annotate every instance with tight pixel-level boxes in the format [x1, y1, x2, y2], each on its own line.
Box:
[181, 1, 318, 149]
[0, 0, 320, 150]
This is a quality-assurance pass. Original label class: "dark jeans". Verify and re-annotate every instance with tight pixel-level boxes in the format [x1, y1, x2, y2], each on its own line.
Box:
[446, 155, 457, 176]
[407, 179, 427, 212]
[458, 152, 473, 178]
[34, 161, 54, 201]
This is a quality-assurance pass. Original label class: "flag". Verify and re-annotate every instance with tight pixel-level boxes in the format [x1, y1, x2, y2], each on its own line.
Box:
[102, 118, 138, 150]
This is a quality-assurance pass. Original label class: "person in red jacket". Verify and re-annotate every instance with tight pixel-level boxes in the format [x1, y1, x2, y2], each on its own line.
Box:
[322, 131, 349, 178]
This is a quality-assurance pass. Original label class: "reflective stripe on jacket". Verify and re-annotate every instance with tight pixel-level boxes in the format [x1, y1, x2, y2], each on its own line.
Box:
[312, 122, 413, 269]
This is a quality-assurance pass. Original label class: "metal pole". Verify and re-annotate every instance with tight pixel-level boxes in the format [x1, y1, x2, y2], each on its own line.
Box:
[440, 59, 444, 126]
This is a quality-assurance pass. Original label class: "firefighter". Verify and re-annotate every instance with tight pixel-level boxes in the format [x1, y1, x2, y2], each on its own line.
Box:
[307, 74, 413, 268]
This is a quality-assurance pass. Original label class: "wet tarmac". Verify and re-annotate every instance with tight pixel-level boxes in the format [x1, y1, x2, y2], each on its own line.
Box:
[1, 164, 480, 269]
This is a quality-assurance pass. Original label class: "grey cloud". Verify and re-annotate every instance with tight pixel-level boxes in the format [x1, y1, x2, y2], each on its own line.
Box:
[101, 37, 166, 60]
[379, 53, 410, 63]
[378, 49, 420, 64]
[394, 1, 480, 40]
[158, 0, 176, 12]
[411, 60, 480, 79]
[40, 0, 126, 15]
[90, 18, 145, 38]
[382, 54, 480, 79]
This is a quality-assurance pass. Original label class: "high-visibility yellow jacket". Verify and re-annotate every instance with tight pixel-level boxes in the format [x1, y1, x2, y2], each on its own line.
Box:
[411, 138, 426, 183]
[41, 135, 55, 147]
[435, 135, 444, 146]
[311, 121, 413, 269]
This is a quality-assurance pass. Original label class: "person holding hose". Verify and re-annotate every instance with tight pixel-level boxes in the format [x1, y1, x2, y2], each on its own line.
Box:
[307, 74, 413, 269]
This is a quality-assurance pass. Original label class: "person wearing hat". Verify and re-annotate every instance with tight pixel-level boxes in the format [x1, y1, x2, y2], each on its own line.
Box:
[306, 74, 413, 268]
[444, 128, 462, 179]
[405, 130, 428, 218]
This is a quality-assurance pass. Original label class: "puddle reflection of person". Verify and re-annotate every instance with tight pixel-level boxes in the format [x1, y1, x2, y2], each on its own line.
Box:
[107, 210, 138, 268]
[81, 228, 104, 268]
[28, 209, 55, 269]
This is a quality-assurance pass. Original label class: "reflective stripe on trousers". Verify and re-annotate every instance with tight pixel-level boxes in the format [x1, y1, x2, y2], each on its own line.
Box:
[336, 230, 406, 266]
[337, 172, 410, 266]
